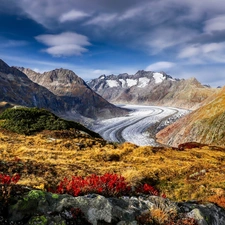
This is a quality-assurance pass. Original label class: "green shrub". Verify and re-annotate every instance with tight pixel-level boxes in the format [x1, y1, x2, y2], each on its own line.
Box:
[0, 107, 100, 137]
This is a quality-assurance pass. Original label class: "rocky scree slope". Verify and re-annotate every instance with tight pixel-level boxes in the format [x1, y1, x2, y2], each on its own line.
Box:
[88, 70, 217, 110]
[18, 67, 128, 122]
[156, 87, 225, 147]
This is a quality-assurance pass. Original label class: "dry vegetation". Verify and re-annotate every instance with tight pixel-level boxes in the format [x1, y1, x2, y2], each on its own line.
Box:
[1, 128, 225, 206]
[157, 87, 225, 147]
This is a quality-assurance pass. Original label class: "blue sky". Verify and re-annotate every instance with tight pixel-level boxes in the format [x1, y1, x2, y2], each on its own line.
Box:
[1, 0, 225, 87]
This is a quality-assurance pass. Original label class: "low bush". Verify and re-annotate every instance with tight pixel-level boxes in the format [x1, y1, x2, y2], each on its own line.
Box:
[55, 173, 164, 198]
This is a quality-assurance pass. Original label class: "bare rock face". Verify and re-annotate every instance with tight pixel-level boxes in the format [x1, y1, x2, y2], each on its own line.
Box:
[156, 87, 225, 147]
[18, 67, 87, 97]
[0, 59, 64, 115]
[88, 71, 217, 110]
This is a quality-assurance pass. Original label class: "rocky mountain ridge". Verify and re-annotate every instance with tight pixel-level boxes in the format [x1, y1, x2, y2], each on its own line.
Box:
[17, 67, 128, 123]
[88, 70, 217, 109]
[0, 59, 65, 115]
[0, 59, 128, 124]
[17, 67, 87, 96]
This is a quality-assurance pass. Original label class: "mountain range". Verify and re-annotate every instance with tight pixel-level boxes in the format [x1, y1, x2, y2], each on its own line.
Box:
[2, 58, 225, 148]
[17, 67, 128, 122]
[0, 59, 128, 124]
[88, 70, 217, 109]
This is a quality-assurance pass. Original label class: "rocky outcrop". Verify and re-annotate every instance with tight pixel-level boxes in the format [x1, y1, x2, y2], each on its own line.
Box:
[17, 67, 129, 122]
[156, 87, 225, 147]
[6, 190, 225, 225]
[88, 71, 217, 110]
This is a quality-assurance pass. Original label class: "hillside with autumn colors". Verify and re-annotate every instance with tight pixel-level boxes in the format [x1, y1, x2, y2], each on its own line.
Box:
[0, 107, 225, 203]
[0, 106, 225, 224]
[156, 87, 225, 147]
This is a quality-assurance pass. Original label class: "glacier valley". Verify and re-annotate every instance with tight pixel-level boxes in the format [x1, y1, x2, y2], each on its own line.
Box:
[90, 105, 189, 146]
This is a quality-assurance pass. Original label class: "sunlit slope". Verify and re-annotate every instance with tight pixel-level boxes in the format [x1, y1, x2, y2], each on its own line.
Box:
[1, 107, 225, 203]
[156, 87, 225, 147]
[1, 129, 225, 202]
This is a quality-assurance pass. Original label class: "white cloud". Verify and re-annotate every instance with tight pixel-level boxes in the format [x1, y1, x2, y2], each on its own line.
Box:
[146, 62, 176, 71]
[85, 13, 117, 26]
[144, 28, 198, 53]
[44, 45, 88, 56]
[178, 42, 225, 63]
[204, 15, 225, 33]
[202, 43, 222, 53]
[59, 10, 88, 23]
[169, 0, 225, 18]
[178, 45, 201, 58]
[120, 6, 144, 20]
[35, 32, 91, 56]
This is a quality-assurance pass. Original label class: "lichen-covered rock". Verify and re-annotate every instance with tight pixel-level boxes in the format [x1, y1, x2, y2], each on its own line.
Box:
[7, 190, 225, 225]
[180, 201, 225, 225]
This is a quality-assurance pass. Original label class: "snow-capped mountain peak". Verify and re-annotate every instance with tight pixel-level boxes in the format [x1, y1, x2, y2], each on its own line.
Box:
[87, 70, 213, 109]
[88, 70, 173, 90]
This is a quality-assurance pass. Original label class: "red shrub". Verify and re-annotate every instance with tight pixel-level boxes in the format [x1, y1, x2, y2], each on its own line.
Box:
[56, 173, 131, 197]
[55, 173, 164, 198]
[0, 173, 20, 185]
[136, 183, 159, 196]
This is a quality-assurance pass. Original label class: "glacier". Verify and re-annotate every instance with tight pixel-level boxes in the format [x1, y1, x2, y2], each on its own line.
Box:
[91, 105, 189, 146]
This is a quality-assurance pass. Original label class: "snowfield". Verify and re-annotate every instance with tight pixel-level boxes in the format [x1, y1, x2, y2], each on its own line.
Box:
[153, 72, 165, 84]
[91, 105, 189, 146]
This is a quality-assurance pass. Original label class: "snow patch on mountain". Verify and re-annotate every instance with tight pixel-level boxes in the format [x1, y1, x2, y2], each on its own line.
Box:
[119, 79, 126, 87]
[153, 72, 165, 84]
[106, 80, 120, 87]
[138, 77, 150, 87]
[127, 79, 137, 87]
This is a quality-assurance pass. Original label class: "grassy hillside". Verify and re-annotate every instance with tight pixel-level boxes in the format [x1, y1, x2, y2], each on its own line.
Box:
[156, 87, 225, 147]
[0, 107, 101, 137]
[0, 128, 225, 205]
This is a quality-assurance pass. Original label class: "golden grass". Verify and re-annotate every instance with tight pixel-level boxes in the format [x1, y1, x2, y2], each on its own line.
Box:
[0, 129, 225, 202]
